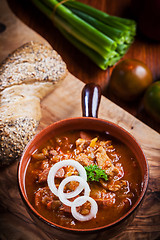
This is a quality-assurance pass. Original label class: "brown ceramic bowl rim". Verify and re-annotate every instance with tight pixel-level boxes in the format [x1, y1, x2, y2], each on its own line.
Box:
[18, 117, 149, 233]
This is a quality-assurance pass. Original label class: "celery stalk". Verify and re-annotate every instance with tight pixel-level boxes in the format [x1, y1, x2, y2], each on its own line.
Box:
[69, 8, 125, 44]
[31, 0, 136, 70]
[57, 26, 114, 70]
[59, 0, 136, 33]
[54, 15, 117, 59]
[41, 0, 117, 51]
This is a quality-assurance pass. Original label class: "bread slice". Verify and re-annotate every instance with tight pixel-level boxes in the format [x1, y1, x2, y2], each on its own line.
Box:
[0, 41, 67, 165]
[0, 41, 67, 91]
[1, 82, 56, 105]
[0, 96, 41, 122]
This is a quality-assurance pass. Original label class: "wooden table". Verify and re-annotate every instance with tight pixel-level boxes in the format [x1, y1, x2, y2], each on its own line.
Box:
[0, 0, 160, 240]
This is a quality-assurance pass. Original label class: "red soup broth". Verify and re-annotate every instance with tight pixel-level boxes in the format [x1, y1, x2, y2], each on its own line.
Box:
[25, 130, 142, 229]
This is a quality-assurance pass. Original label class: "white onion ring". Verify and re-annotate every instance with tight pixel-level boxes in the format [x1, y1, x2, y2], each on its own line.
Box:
[47, 159, 98, 221]
[47, 159, 87, 196]
[71, 196, 98, 222]
[58, 176, 90, 207]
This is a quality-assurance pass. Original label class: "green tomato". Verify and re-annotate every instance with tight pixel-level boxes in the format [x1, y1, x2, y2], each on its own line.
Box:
[143, 81, 160, 122]
[109, 59, 153, 101]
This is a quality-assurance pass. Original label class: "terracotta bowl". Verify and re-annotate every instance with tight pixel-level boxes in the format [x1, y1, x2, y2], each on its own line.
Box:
[18, 84, 149, 240]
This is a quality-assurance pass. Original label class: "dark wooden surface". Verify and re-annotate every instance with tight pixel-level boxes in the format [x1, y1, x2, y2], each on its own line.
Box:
[0, 1, 160, 240]
[7, 0, 160, 133]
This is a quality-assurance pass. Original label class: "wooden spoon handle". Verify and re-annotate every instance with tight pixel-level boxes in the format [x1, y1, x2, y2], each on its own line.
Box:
[82, 83, 101, 118]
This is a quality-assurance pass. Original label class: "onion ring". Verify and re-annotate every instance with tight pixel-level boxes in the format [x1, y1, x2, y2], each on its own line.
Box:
[71, 196, 98, 221]
[47, 159, 87, 196]
[58, 176, 90, 207]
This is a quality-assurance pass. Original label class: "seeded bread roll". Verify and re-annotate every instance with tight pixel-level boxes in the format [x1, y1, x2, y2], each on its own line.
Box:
[0, 41, 67, 166]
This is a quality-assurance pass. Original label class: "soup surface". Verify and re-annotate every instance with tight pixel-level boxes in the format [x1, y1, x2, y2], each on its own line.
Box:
[25, 130, 142, 229]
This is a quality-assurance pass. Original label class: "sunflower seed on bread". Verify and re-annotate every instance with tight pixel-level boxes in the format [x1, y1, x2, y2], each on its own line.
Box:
[0, 41, 67, 166]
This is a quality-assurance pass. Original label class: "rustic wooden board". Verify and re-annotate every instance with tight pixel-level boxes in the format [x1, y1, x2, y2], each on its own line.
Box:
[0, 0, 160, 239]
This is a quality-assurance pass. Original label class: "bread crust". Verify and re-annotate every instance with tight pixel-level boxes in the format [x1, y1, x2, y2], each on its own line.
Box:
[0, 118, 39, 164]
[0, 41, 67, 166]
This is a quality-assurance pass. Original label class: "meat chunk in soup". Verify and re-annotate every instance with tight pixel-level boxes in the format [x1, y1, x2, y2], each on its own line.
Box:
[35, 187, 59, 208]
[95, 146, 119, 177]
[75, 153, 94, 166]
[91, 188, 116, 207]
[76, 138, 90, 152]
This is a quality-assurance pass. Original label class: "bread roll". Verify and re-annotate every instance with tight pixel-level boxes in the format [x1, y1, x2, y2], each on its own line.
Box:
[0, 41, 67, 166]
